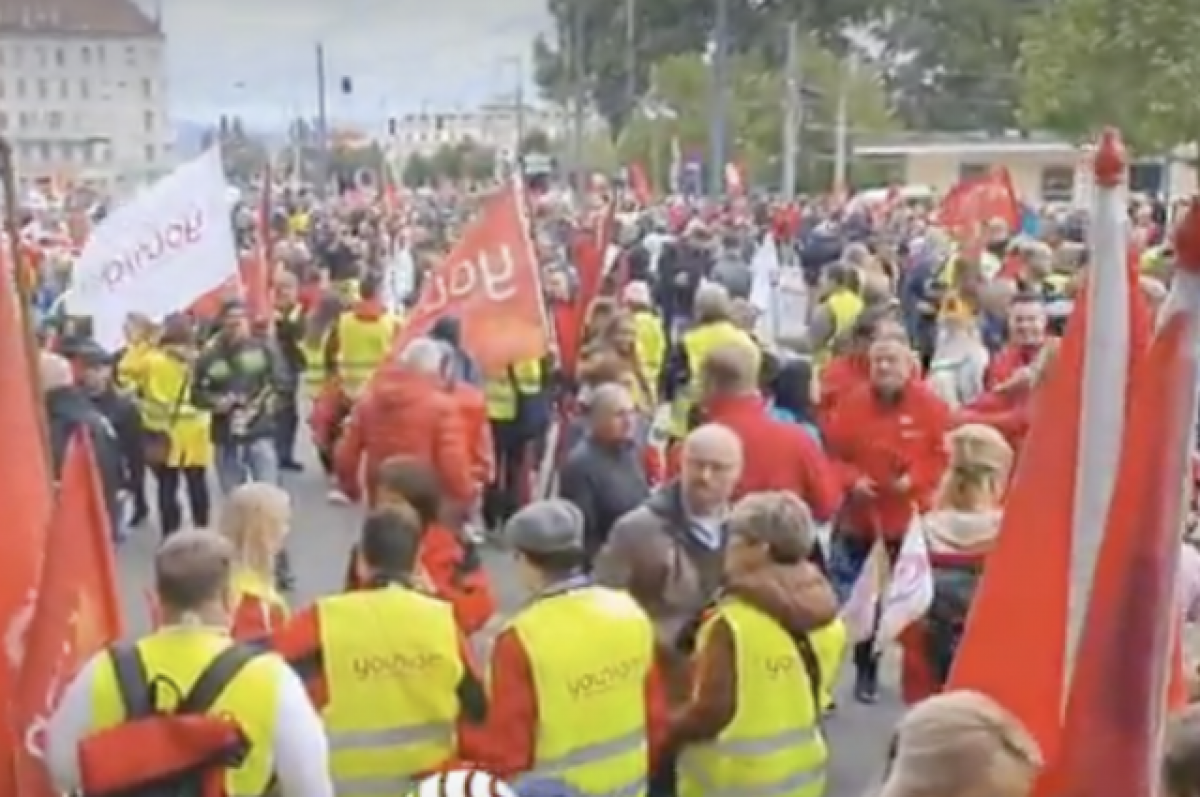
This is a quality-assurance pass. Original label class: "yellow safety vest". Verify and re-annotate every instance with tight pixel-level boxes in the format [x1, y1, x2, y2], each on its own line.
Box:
[484, 358, 543, 423]
[337, 313, 396, 398]
[508, 586, 653, 797]
[298, 332, 331, 397]
[678, 599, 845, 797]
[88, 628, 281, 797]
[668, 320, 760, 437]
[318, 586, 462, 796]
[816, 289, 864, 366]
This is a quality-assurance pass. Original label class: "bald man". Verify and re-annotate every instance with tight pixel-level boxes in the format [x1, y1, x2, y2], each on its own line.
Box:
[595, 424, 743, 690]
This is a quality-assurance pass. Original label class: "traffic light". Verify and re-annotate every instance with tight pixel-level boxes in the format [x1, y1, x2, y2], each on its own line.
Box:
[387, 117, 397, 135]
[340, 76, 353, 94]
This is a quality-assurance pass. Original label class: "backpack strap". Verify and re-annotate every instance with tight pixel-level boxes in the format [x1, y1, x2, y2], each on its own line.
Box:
[178, 643, 265, 715]
[792, 633, 824, 717]
[110, 643, 153, 719]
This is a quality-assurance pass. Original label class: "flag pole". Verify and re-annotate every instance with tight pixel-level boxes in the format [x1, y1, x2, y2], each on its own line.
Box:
[0, 137, 54, 460]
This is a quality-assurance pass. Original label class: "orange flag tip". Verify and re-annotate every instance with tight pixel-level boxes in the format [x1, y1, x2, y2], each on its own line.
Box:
[1172, 199, 1200, 274]
[1092, 127, 1127, 188]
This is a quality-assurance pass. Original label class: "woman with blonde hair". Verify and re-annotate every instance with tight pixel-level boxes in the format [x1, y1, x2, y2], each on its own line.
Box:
[217, 482, 292, 639]
[900, 424, 1013, 703]
[879, 690, 1041, 797]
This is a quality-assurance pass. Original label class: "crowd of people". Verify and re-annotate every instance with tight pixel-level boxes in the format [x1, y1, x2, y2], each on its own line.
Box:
[15, 173, 1200, 797]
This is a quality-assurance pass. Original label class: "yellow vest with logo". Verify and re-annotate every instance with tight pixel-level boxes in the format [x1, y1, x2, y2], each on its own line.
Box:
[298, 332, 331, 398]
[318, 586, 462, 797]
[88, 628, 281, 797]
[508, 586, 653, 797]
[816, 289, 864, 366]
[485, 358, 543, 422]
[668, 320, 760, 436]
[678, 599, 843, 797]
[337, 313, 396, 398]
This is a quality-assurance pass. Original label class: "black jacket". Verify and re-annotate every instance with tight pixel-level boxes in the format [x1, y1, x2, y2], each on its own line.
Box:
[45, 386, 124, 521]
[87, 386, 144, 487]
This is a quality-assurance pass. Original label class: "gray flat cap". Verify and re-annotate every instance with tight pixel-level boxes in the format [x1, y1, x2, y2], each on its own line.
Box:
[505, 499, 585, 554]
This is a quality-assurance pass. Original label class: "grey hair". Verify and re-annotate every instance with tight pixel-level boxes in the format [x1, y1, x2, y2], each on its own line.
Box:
[589, 382, 633, 416]
[396, 337, 448, 375]
[726, 491, 814, 563]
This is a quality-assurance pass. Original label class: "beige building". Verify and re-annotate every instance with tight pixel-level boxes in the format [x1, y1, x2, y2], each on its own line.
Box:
[0, 0, 174, 191]
[854, 132, 1197, 205]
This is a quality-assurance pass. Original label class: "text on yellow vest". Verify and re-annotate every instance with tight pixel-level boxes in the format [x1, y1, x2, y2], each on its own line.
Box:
[669, 320, 761, 436]
[677, 599, 845, 797]
[317, 586, 462, 796]
[337, 312, 396, 398]
[88, 628, 281, 797]
[484, 359, 543, 423]
[508, 585, 653, 796]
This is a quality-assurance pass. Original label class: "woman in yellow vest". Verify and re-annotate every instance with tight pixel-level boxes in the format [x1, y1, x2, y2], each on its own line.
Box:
[332, 277, 398, 400]
[810, 262, 864, 368]
[298, 293, 344, 401]
[44, 529, 329, 797]
[138, 316, 213, 536]
[623, 281, 667, 400]
[465, 500, 658, 794]
[673, 491, 846, 797]
[667, 283, 760, 438]
[116, 313, 158, 393]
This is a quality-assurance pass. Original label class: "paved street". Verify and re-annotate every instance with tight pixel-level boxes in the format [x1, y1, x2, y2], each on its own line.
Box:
[114, 441, 902, 795]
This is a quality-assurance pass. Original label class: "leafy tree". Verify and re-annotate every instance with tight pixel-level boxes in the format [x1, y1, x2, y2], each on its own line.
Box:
[532, 0, 884, 136]
[868, 0, 1049, 132]
[616, 44, 896, 193]
[1016, 0, 1200, 154]
[402, 154, 436, 187]
[519, 127, 554, 154]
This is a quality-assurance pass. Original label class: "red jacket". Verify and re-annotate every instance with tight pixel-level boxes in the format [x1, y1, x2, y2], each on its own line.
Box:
[955, 385, 1034, 453]
[456, 624, 669, 780]
[449, 381, 495, 487]
[704, 394, 842, 521]
[334, 369, 475, 506]
[818, 354, 870, 424]
[984, 343, 1043, 390]
[825, 379, 951, 537]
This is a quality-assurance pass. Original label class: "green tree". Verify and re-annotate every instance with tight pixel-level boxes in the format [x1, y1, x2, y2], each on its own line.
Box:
[458, 140, 498, 182]
[429, 144, 466, 180]
[871, 0, 1049, 132]
[532, 0, 884, 136]
[519, 127, 553, 154]
[616, 45, 896, 192]
[1016, 0, 1200, 154]
[402, 154, 436, 187]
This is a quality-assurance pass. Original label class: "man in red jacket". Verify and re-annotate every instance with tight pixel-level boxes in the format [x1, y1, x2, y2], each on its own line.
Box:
[699, 344, 841, 521]
[984, 293, 1048, 390]
[824, 333, 950, 703]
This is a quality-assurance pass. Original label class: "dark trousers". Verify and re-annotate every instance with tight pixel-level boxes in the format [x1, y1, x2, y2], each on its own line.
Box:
[124, 440, 148, 518]
[484, 420, 529, 528]
[274, 394, 299, 463]
[153, 465, 211, 536]
[830, 533, 902, 673]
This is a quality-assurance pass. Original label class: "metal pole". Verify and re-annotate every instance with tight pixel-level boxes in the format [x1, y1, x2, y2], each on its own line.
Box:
[708, 0, 729, 197]
[832, 55, 852, 195]
[625, 0, 637, 113]
[315, 42, 330, 196]
[570, 0, 586, 197]
[781, 22, 799, 200]
[514, 56, 526, 155]
[0, 137, 53, 453]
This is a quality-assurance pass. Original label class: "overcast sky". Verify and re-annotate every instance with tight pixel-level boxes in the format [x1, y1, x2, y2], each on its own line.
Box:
[144, 0, 551, 125]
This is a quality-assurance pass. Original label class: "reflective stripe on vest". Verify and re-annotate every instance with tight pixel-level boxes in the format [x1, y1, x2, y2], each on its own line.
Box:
[87, 629, 281, 797]
[318, 587, 462, 795]
[677, 600, 832, 797]
[337, 313, 395, 397]
[509, 586, 653, 797]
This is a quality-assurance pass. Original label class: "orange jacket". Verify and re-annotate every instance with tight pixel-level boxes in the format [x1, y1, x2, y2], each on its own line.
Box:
[825, 378, 951, 537]
[335, 369, 475, 506]
[448, 381, 495, 487]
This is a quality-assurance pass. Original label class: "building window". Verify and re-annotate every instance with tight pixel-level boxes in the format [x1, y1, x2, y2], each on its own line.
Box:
[96, 45, 106, 65]
[17, 112, 30, 130]
[144, 144, 156, 163]
[16, 78, 25, 98]
[0, 80, 4, 99]
[143, 110, 155, 133]
[79, 78, 89, 99]
[958, 162, 990, 182]
[35, 46, 46, 68]
[48, 111, 63, 131]
[1040, 166, 1074, 203]
[12, 46, 22, 67]
[38, 142, 51, 162]
[59, 79, 69, 100]
[37, 79, 48, 99]
[80, 45, 91, 65]
[142, 78, 153, 99]
[125, 45, 137, 66]
[54, 47, 65, 67]
[0, 112, 7, 132]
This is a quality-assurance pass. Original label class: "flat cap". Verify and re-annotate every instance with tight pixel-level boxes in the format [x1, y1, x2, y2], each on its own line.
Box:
[505, 499, 585, 555]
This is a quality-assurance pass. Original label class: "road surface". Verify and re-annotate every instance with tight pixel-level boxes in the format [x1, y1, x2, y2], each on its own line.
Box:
[114, 441, 901, 795]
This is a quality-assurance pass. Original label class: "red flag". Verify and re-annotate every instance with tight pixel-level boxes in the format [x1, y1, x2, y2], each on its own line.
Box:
[14, 431, 123, 797]
[1047, 201, 1200, 797]
[948, 131, 1148, 764]
[937, 167, 1019, 257]
[388, 181, 548, 376]
[0, 241, 54, 793]
[627, 163, 652, 206]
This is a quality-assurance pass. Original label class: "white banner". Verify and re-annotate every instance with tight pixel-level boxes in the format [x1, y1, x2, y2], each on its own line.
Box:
[67, 148, 238, 350]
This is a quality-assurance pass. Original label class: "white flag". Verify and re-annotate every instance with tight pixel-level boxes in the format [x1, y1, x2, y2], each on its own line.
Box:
[840, 539, 890, 644]
[381, 247, 416, 314]
[876, 515, 935, 649]
[67, 148, 238, 350]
